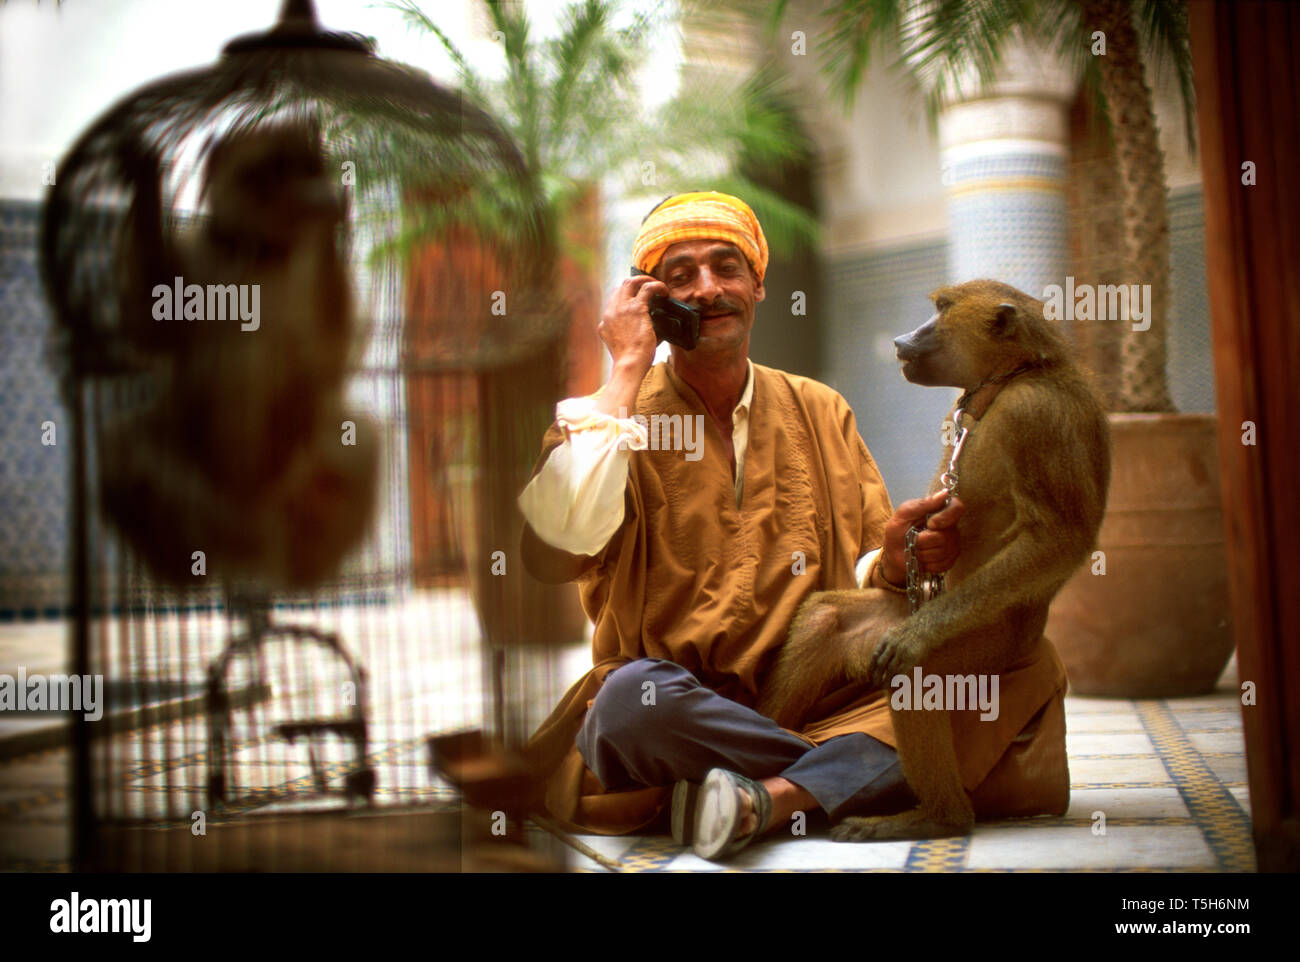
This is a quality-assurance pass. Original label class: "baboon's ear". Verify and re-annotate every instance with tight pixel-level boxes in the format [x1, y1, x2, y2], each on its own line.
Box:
[992, 302, 1018, 338]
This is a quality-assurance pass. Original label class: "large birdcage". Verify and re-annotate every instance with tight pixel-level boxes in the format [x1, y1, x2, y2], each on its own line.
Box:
[39, 0, 583, 871]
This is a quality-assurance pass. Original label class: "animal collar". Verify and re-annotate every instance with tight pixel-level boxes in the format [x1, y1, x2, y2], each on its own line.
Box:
[955, 363, 1039, 421]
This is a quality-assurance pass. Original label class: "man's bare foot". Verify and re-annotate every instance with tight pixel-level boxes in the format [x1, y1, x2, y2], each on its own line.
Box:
[736, 776, 818, 836]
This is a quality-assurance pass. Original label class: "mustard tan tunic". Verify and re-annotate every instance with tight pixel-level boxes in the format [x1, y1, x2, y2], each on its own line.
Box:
[522, 361, 1069, 834]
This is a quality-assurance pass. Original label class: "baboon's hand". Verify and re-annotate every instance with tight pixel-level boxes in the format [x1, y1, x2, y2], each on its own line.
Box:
[866, 621, 928, 689]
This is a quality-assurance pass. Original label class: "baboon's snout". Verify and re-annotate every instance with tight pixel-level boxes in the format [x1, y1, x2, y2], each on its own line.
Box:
[894, 328, 930, 363]
[894, 314, 937, 363]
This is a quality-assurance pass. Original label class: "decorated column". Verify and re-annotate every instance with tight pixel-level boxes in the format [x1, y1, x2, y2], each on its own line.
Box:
[937, 42, 1078, 312]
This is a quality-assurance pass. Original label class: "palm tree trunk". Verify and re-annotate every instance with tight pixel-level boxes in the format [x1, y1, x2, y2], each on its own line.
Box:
[1078, 0, 1176, 412]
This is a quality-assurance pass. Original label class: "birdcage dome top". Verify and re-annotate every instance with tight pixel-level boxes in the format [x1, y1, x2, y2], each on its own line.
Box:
[41, 0, 558, 389]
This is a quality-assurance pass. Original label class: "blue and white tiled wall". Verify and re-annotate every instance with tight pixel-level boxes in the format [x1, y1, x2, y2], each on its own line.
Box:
[0, 198, 70, 617]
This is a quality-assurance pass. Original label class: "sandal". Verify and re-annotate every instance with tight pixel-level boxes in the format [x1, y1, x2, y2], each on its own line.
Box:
[691, 768, 773, 861]
[671, 779, 701, 846]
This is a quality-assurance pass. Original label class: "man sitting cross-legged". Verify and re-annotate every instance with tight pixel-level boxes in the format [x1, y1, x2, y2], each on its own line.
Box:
[518, 191, 1070, 860]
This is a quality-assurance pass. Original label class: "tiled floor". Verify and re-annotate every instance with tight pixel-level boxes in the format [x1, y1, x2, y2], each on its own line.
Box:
[0, 600, 1253, 872]
[561, 658, 1255, 872]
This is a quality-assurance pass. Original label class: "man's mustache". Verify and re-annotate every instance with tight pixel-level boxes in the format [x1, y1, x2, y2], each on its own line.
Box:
[696, 298, 743, 315]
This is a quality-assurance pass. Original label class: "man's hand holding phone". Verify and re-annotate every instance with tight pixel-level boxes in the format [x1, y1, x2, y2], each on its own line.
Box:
[591, 270, 702, 419]
[629, 267, 700, 350]
[592, 273, 666, 418]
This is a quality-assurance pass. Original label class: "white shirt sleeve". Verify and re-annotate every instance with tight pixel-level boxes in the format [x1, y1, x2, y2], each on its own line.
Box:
[856, 547, 882, 588]
[516, 396, 649, 556]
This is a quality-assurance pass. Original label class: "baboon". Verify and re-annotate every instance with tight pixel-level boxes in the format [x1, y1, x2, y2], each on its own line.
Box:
[757, 279, 1110, 839]
[101, 121, 377, 589]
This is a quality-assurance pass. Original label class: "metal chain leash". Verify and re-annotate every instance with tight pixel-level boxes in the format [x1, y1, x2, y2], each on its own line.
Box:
[905, 408, 970, 615]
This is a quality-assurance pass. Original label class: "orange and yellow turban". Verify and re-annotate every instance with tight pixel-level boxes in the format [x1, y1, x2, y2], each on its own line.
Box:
[631, 191, 769, 283]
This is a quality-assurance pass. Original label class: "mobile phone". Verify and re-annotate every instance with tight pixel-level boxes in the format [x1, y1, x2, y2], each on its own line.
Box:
[630, 267, 700, 350]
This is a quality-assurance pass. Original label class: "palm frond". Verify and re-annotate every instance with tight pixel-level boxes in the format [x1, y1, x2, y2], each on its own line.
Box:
[480, 0, 540, 170]
[799, 0, 1191, 137]
[1137, 0, 1196, 150]
[386, 0, 492, 110]
[763, 0, 794, 35]
[818, 0, 906, 104]
[541, 2, 650, 181]
[656, 65, 811, 174]
[549, 0, 612, 139]
[901, 0, 1042, 116]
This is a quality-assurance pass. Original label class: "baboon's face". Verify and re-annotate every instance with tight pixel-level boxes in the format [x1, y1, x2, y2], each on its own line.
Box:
[894, 291, 973, 388]
[895, 283, 1022, 390]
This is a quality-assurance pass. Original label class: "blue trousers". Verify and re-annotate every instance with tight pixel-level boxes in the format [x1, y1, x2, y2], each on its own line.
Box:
[575, 658, 916, 822]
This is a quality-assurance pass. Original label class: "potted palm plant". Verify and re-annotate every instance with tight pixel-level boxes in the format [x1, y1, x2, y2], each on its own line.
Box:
[761, 0, 1231, 696]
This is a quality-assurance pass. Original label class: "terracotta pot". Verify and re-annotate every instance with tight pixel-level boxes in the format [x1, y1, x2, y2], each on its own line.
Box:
[1046, 413, 1234, 697]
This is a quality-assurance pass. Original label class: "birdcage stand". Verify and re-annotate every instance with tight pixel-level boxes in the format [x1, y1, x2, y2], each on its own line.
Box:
[206, 590, 376, 810]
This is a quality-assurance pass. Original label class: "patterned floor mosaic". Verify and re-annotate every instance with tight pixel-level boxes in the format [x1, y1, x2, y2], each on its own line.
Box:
[0, 608, 1252, 873]
[562, 682, 1255, 873]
